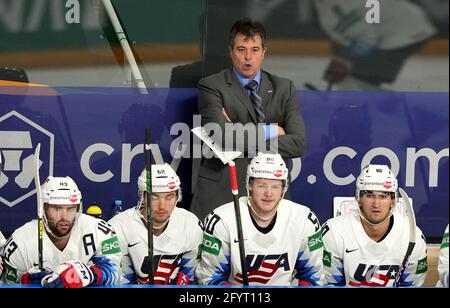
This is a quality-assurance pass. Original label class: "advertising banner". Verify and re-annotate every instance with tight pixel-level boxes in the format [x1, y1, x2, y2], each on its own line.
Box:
[0, 87, 448, 239]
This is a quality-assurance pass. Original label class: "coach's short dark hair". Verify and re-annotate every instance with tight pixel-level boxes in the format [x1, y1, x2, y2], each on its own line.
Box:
[229, 18, 266, 48]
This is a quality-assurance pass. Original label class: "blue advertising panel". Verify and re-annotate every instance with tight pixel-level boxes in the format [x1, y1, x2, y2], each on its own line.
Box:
[0, 87, 448, 240]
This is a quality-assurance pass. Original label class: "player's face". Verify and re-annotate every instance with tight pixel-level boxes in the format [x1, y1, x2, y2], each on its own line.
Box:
[143, 191, 177, 225]
[359, 191, 395, 224]
[249, 178, 283, 214]
[230, 33, 266, 79]
[45, 204, 78, 237]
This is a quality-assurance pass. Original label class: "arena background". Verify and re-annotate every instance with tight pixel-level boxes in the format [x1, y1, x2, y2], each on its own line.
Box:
[0, 0, 448, 287]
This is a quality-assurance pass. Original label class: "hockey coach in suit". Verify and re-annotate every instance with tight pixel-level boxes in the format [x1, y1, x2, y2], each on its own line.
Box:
[190, 18, 306, 221]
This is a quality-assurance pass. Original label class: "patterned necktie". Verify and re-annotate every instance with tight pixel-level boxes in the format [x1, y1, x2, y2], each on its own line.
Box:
[246, 80, 265, 122]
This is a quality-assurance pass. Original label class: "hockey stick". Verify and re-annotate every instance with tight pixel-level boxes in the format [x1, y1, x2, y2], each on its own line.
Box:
[33, 143, 44, 271]
[145, 128, 154, 284]
[191, 127, 249, 285]
[99, 0, 148, 94]
[393, 188, 416, 287]
[228, 161, 249, 286]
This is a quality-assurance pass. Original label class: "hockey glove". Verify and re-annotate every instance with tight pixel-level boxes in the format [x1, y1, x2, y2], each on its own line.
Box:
[21, 269, 50, 285]
[323, 56, 353, 84]
[41, 259, 94, 288]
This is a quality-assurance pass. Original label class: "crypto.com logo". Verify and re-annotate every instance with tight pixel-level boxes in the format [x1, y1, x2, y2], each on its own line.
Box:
[0, 111, 54, 207]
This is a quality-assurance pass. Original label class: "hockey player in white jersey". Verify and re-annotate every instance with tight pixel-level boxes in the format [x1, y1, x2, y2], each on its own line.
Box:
[0, 230, 5, 254]
[109, 164, 203, 284]
[0, 156, 5, 258]
[1, 176, 121, 288]
[0, 256, 3, 281]
[196, 152, 323, 286]
[0, 230, 5, 279]
[321, 164, 428, 287]
[436, 224, 449, 287]
[313, 0, 437, 90]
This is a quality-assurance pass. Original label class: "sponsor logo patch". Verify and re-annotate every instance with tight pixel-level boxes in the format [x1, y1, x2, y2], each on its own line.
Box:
[101, 236, 121, 255]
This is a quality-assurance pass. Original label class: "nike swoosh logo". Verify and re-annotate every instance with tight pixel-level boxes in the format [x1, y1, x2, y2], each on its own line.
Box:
[32, 261, 46, 267]
[345, 248, 359, 253]
[233, 239, 247, 243]
[128, 242, 141, 248]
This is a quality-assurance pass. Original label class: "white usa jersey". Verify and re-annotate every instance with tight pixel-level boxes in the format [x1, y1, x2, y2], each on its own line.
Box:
[196, 197, 323, 286]
[313, 0, 436, 50]
[0, 230, 6, 255]
[322, 213, 427, 287]
[437, 225, 449, 287]
[109, 207, 203, 284]
[2, 214, 121, 285]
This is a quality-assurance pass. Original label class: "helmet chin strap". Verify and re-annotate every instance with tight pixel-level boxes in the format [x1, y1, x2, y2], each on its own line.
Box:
[359, 207, 394, 228]
[137, 198, 174, 230]
[246, 188, 286, 222]
[247, 199, 278, 222]
[135, 193, 144, 211]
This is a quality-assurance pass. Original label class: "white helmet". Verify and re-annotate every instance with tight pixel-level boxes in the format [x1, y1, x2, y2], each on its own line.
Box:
[246, 152, 288, 191]
[355, 164, 398, 201]
[41, 176, 82, 207]
[137, 164, 182, 207]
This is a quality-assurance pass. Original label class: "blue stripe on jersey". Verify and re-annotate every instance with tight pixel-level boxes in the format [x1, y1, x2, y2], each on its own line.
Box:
[332, 266, 346, 286]
[179, 258, 190, 268]
[179, 257, 193, 277]
[123, 262, 137, 284]
[124, 273, 137, 284]
[300, 268, 319, 279]
[295, 250, 320, 285]
[210, 256, 231, 285]
[296, 258, 309, 270]
[399, 273, 413, 287]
